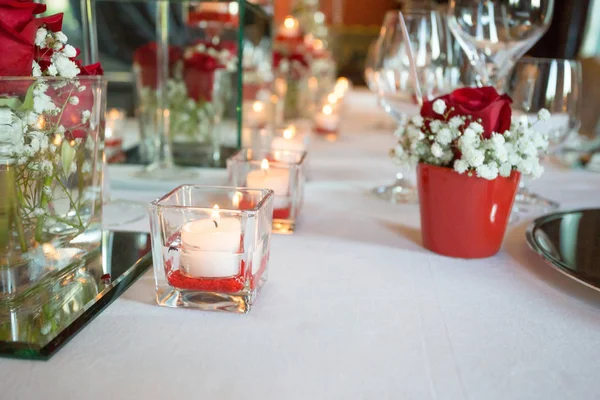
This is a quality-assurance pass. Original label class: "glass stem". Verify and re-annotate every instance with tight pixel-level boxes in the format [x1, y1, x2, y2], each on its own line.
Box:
[152, 1, 174, 170]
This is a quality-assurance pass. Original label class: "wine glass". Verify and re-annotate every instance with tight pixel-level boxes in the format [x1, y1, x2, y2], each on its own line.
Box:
[507, 57, 582, 219]
[447, 0, 554, 91]
[373, 9, 452, 203]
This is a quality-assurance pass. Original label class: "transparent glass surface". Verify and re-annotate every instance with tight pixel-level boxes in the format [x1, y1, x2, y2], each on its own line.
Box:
[526, 209, 600, 292]
[447, 0, 554, 90]
[0, 77, 106, 298]
[373, 9, 453, 204]
[81, 0, 274, 176]
[0, 231, 152, 360]
[149, 185, 274, 313]
[507, 57, 582, 220]
[227, 148, 306, 234]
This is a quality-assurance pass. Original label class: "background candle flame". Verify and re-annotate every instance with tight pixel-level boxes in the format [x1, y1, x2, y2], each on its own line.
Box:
[261, 158, 270, 171]
[211, 204, 220, 226]
[323, 104, 333, 116]
[283, 128, 295, 140]
[252, 101, 264, 112]
[283, 16, 297, 29]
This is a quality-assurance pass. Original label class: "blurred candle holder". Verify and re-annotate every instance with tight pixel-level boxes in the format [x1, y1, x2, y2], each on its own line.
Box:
[149, 185, 274, 313]
[243, 100, 268, 129]
[227, 149, 306, 234]
[314, 104, 340, 140]
[105, 108, 126, 163]
[270, 125, 308, 158]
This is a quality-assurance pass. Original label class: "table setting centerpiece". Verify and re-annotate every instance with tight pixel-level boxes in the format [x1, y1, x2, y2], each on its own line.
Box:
[392, 86, 550, 258]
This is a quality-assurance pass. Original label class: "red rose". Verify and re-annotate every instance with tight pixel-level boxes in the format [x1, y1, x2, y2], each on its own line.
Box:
[0, 0, 45, 32]
[133, 42, 182, 89]
[76, 61, 103, 76]
[421, 86, 512, 138]
[183, 52, 224, 101]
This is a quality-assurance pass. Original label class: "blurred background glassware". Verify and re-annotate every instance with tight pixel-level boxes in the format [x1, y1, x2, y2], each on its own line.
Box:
[373, 9, 454, 203]
[447, 0, 555, 91]
[507, 57, 582, 219]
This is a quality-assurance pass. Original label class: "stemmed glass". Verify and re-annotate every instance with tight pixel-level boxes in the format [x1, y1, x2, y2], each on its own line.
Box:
[447, 0, 554, 91]
[373, 9, 451, 203]
[507, 57, 582, 219]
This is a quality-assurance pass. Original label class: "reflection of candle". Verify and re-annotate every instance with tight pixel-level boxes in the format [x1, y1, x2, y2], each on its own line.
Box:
[314, 104, 340, 133]
[244, 100, 268, 129]
[180, 205, 242, 278]
[246, 159, 290, 210]
[278, 16, 301, 39]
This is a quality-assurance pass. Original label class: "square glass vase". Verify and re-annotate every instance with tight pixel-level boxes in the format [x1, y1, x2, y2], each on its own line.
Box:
[149, 185, 274, 313]
[227, 148, 306, 234]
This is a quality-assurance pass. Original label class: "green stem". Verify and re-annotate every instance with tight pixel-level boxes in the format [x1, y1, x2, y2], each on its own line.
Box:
[6, 168, 28, 252]
[34, 176, 52, 243]
[56, 176, 83, 230]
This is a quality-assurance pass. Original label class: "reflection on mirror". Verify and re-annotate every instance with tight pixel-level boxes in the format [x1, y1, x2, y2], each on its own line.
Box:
[0, 231, 152, 360]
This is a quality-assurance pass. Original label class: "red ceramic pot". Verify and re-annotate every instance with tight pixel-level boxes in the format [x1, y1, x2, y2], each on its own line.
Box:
[417, 163, 520, 258]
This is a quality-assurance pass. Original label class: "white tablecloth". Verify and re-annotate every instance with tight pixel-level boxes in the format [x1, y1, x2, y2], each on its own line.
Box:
[3, 90, 600, 400]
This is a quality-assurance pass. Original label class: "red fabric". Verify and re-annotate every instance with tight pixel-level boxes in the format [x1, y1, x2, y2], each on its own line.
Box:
[417, 163, 519, 258]
[421, 86, 512, 138]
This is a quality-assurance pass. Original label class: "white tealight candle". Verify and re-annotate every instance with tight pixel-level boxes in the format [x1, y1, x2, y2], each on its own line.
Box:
[271, 126, 305, 152]
[180, 205, 242, 278]
[278, 16, 301, 39]
[244, 100, 268, 129]
[315, 104, 340, 132]
[246, 159, 290, 209]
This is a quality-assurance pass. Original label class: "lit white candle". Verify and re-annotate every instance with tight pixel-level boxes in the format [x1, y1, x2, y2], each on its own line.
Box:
[271, 126, 306, 152]
[278, 16, 301, 39]
[244, 100, 268, 129]
[180, 205, 242, 278]
[334, 77, 350, 98]
[314, 104, 340, 132]
[246, 159, 290, 209]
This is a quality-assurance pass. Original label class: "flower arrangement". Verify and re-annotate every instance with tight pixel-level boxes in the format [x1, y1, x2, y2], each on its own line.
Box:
[392, 87, 549, 180]
[0, 1, 104, 268]
[133, 40, 237, 143]
[273, 50, 309, 80]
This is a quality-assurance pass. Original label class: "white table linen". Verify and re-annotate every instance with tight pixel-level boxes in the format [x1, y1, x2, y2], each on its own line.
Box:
[2, 90, 600, 400]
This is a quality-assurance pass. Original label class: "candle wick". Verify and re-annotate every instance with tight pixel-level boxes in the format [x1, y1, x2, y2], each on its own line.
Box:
[213, 220, 219, 228]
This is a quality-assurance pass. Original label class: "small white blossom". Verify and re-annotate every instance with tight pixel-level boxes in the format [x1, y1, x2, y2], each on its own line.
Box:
[476, 163, 499, 180]
[35, 28, 48, 47]
[32, 61, 42, 77]
[55, 31, 68, 43]
[431, 142, 444, 158]
[537, 109, 551, 121]
[436, 128, 452, 145]
[77, 85, 86, 92]
[40, 160, 53, 174]
[454, 159, 469, 174]
[469, 122, 484, 134]
[499, 163, 512, 177]
[81, 161, 92, 173]
[52, 41, 63, 51]
[463, 148, 485, 168]
[47, 64, 57, 76]
[411, 115, 424, 127]
[33, 92, 56, 114]
[81, 110, 91, 124]
[430, 120, 443, 134]
[53, 54, 80, 78]
[432, 99, 446, 115]
[449, 116, 464, 130]
[0, 108, 13, 125]
[57, 125, 66, 135]
[43, 186, 53, 197]
[68, 96, 80, 105]
[62, 44, 77, 58]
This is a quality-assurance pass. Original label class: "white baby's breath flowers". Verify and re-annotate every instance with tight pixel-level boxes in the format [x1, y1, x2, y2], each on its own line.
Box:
[32, 61, 42, 77]
[392, 97, 551, 180]
[55, 31, 68, 43]
[537, 109, 551, 121]
[52, 53, 80, 78]
[432, 99, 446, 115]
[35, 28, 48, 47]
[68, 96, 80, 106]
[62, 44, 77, 58]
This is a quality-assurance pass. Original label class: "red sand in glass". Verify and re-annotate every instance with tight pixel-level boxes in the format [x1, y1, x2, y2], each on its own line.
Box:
[238, 198, 290, 220]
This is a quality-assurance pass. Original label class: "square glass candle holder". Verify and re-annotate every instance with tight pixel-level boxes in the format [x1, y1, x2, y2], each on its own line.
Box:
[313, 103, 341, 141]
[149, 186, 274, 313]
[227, 149, 306, 234]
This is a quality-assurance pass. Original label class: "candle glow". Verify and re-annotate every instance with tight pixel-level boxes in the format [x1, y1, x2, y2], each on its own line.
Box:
[323, 104, 333, 116]
[283, 16, 297, 29]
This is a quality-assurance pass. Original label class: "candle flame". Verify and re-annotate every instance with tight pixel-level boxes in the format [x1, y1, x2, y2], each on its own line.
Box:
[232, 192, 242, 208]
[211, 204, 220, 227]
[252, 101, 264, 112]
[323, 104, 333, 116]
[327, 93, 338, 104]
[283, 16, 297, 29]
[283, 127, 295, 140]
[313, 39, 324, 51]
[261, 158, 269, 171]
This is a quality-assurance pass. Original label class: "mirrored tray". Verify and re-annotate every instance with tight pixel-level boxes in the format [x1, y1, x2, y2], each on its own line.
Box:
[0, 231, 152, 360]
[526, 209, 600, 292]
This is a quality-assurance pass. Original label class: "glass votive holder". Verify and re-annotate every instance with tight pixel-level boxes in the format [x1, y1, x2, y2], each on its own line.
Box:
[269, 125, 309, 156]
[227, 149, 306, 234]
[149, 185, 274, 313]
[313, 103, 340, 140]
[105, 107, 126, 163]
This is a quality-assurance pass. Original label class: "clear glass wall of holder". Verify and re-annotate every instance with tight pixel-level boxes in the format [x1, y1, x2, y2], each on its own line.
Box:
[149, 185, 274, 313]
[227, 148, 306, 234]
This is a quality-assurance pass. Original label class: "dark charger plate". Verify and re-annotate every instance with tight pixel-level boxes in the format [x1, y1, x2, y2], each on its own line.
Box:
[0, 231, 152, 360]
[527, 209, 600, 291]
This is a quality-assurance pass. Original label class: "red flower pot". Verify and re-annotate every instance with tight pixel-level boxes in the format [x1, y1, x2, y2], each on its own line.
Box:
[417, 163, 520, 259]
